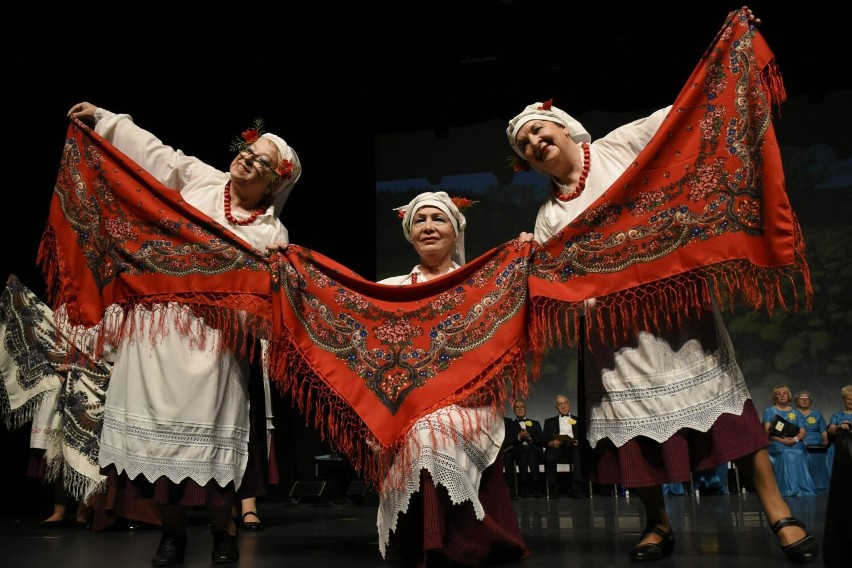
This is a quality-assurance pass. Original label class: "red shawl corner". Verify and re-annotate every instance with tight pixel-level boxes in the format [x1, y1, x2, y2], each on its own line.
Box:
[527, 7, 810, 351]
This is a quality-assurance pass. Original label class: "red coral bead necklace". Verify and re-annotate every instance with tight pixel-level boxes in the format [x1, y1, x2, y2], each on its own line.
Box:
[552, 142, 590, 202]
[223, 181, 265, 226]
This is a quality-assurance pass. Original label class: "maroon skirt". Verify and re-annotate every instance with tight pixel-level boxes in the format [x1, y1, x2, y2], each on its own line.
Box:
[592, 399, 768, 487]
[388, 451, 531, 567]
[100, 465, 237, 507]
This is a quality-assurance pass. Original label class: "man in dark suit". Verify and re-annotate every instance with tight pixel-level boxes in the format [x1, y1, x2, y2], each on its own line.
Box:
[502, 400, 544, 499]
[542, 394, 585, 499]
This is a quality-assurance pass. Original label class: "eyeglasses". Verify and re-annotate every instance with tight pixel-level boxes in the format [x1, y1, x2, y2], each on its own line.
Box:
[239, 147, 274, 171]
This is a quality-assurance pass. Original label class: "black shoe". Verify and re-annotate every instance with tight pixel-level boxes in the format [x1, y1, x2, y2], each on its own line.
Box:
[532, 487, 542, 498]
[212, 531, 239, 564]
[151, 532, 187, 566]
[572, 484, 585, 499]
[629, 526, 675, 561]
[519, 488, 529, 499]
[509, 490, 519, 501]
[770, 517, 819, 564]
[34, 519, 67, 530]
[241, 511, 264, 532]
[547, 484, 560, 499]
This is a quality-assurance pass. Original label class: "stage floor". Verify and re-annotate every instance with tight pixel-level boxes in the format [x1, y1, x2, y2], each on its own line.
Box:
[1, 491, 828, 568]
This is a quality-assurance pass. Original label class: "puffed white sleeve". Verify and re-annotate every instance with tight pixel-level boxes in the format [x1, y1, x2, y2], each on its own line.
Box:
[93, 107, 203, 190]
[595, 105, 672, 158]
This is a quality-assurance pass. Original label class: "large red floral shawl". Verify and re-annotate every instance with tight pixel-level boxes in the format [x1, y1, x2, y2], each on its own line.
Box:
[34, 8, 808, 489]
[527, 8, 810, 351]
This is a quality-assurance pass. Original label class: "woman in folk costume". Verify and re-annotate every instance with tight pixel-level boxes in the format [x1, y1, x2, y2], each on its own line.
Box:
[65, 102, 300, 566]
[376, 191, 530, 568]
[506, 8, 817, 565]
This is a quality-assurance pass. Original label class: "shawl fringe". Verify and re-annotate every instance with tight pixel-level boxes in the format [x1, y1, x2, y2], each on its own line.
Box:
[531, 253, 811, 352]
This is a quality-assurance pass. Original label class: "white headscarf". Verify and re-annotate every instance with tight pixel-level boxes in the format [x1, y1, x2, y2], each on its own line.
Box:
[260, 132, 302, 218]
[394, 191, 467, 265]
[506, 100, 591, 160]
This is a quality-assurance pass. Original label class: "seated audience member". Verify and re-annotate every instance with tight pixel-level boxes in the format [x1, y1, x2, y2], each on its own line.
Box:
[795, 390, 828, 448]
[664, 463, 731, 496]
[762, 386, 817, 496]
[542, 394, 585, 499]
[692, 463, 730, 495]
[502, 400, 544, 499]
[825, 384, 852, 476]
[662, 482, 686, 496]
[795, 389, 829, 493]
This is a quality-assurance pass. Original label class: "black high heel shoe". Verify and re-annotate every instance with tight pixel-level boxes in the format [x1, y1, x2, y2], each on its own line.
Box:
[770, 517, 819, 564]
[151, 532, 187, 566]
[629, 525, 675, 562]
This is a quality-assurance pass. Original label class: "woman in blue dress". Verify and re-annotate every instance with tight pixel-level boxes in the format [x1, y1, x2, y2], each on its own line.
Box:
[762, 386, 817, 497]
[794, 390, 829, 493]
[825, 385, 852, 476]
[795, 390, 828, 447]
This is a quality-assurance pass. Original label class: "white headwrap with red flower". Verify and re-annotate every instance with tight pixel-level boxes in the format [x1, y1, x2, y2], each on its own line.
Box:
[394, 191, 469, 265]
[506, 99, 591, 160]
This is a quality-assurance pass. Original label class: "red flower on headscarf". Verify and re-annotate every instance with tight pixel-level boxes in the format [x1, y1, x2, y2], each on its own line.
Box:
[241, 128, 260, 144]
[450, 196, 476, 212]
[275, 159, 295, 179]
[538, 98, 554, 111]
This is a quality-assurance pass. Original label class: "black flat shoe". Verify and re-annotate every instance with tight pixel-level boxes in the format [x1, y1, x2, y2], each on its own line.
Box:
[212, 531, 239, 564]
[241, 510, 264, 531]
[770, 517, 819, 564]
[629, 526, 675, 562]
[151, 532, 187, 566]
[34, 519, 67, 530]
